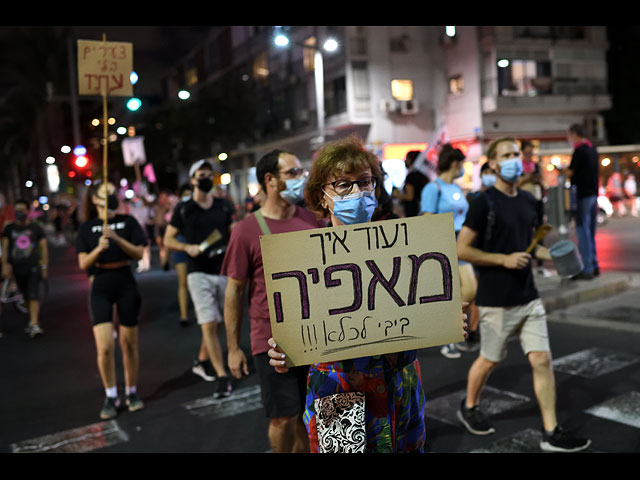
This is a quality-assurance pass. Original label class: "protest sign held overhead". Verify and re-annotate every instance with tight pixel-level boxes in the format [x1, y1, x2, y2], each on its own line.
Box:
[261, 213, 463, 366]
[77, 39, 133, 97]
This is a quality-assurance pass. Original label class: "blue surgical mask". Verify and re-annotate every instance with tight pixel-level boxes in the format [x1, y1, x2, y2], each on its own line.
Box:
[326, 190, 378, 225]
[481, 174, 496, 187]
[280, 176, 307, 204]
[498, 157, 523, 183]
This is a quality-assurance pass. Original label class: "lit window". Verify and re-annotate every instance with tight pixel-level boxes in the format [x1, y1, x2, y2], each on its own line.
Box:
[449, 75, 464, 95]
[186, 67, 198, 87]
[498, 59, 551, 96]
[391, 79, 413, 101]
[253, 52, 269, 80]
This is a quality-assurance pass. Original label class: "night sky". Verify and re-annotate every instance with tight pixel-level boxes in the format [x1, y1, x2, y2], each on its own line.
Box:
[68, 26, 211, 96]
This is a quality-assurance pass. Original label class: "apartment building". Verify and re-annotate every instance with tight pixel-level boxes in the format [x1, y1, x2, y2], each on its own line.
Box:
[161, 26, 612, 202]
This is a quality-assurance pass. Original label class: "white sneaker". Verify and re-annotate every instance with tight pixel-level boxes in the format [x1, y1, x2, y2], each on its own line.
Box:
[27, 324, 44, 338]
[440, 343, 461, 359]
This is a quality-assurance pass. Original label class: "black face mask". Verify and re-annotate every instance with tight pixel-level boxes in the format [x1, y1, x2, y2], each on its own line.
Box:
[107, 194, 119, 211]
[15, 211, 28, 221]
[197, 177, 213, 193]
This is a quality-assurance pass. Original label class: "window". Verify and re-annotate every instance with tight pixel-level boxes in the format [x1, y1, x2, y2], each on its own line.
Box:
[253, 51, 269, 81]
[449, 75, 464, 95]
[498, 59, 552, 96]
[391, 79, 413, 101]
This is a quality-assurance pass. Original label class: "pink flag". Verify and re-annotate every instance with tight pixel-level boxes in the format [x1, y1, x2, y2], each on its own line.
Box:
[143, 162, 157, 183]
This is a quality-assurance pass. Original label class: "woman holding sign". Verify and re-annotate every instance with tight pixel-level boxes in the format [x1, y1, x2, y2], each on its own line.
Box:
[76, 180, 147, 421]
[268, 135, 467, 453]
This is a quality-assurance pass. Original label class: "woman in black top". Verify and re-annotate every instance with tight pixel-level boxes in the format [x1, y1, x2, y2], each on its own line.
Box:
[76, 180, 147, 420]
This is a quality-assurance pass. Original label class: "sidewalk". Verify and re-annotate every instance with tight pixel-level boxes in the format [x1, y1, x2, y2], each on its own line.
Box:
[535, 268, 640, 313]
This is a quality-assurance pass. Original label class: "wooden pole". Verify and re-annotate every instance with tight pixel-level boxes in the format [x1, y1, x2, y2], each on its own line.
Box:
[102, 33, 108, 229]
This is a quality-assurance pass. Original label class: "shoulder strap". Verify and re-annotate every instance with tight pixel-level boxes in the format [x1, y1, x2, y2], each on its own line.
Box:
[253, 209, 272, 235]
[434, 179, 442, 213]
[483, 189, 496, 249]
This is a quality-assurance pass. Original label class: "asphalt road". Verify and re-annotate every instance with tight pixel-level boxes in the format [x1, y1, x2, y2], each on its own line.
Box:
[1, 218, 639, 455]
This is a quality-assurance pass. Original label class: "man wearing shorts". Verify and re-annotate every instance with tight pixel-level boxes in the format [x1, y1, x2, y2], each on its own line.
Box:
[456, 137, 591, 453]
[222, 150, 324, 453]
[1, 199, 48, 338]
[164, 160, 235, 398]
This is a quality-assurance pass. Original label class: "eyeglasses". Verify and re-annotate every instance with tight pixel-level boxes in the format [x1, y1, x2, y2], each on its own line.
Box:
[326, 176, 377, 197]
[279, 167, 305, 178]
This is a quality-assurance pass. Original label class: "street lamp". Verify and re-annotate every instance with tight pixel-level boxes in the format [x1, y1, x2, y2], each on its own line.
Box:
[274, 28, 339, 145]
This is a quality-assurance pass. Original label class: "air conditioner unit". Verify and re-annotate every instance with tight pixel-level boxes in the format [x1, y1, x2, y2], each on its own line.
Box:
[399, 100, 419, 115]
[379, 99, 398, 114]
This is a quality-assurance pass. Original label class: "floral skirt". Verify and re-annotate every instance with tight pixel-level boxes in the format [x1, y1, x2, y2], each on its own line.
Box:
[303, 357, 426, 453]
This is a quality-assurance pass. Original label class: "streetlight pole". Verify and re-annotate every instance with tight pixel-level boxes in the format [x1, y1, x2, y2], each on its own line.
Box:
[274, 27, 338, 148]
[313, 48, 325, 144]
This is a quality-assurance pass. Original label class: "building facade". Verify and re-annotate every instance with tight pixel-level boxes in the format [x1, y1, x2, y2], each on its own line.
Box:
[161, 26, 612, 205]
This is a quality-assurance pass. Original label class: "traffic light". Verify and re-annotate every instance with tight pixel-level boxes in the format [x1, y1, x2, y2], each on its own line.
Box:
[74, 155, 89, 168]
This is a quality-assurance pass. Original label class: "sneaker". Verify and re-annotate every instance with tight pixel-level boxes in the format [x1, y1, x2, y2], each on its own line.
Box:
[100, 396, 121, 420]
[192, 360, 216, 382]
[537, 267, 553, 278]
[571, 271, 594, 281]
[125, 393, 145, 413]
[540, 426, 591, 453]
[457, 331, 480, 352]
[440, 343, 462, 359]
[213, 376, 232, 399]
[26, 324, 44, 338]
[457, 398, 496, 435]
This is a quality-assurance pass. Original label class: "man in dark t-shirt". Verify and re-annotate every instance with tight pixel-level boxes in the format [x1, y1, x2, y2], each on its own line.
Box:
[455, 137, 590, 453]
[561, 124, 600, 279]
[1, 199, 48, 338]
[164, 160, 235, 398]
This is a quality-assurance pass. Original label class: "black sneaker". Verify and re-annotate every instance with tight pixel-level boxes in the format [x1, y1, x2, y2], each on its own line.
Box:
[540, 426, 591, 452]
[457, 398, 495, 435]
[571, 271, 594, 280]
[456, 331, 480, 352]
[192, 360, 216, 382]
[100, 396, 121, 420]
[126, 393, 145, 413]
[213, 376, 232, 399]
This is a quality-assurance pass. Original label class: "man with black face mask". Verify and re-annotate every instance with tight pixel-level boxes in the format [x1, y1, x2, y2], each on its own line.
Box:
[2, 199, 48, 338]
[164, 160, 235, 398]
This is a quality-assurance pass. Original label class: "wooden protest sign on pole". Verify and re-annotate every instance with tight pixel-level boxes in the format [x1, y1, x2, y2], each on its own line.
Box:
[260, 213, 464, 366]
[76, 35, 133, 227]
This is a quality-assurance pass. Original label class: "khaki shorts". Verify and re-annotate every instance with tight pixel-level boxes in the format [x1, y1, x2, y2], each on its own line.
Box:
[187, 272, 227, 325]
[478, 298, 550, 363]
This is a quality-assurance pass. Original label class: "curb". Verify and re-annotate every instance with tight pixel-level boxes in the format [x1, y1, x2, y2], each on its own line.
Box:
[539, 273, 636, 313]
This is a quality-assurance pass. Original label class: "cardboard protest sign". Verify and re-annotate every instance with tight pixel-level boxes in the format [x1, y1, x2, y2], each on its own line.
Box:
[260, 213, 463, 366]
[77, 39, 133, 97]
[121, 136, 146, 167]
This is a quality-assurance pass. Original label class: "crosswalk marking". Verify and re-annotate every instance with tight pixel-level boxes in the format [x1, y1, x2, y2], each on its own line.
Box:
[552, 347, 640, 378]
[586, 391, 640, 429]
[10, 420, 128, 453]
[425, 386, 531, 426]
[182, 384, 263, 420]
